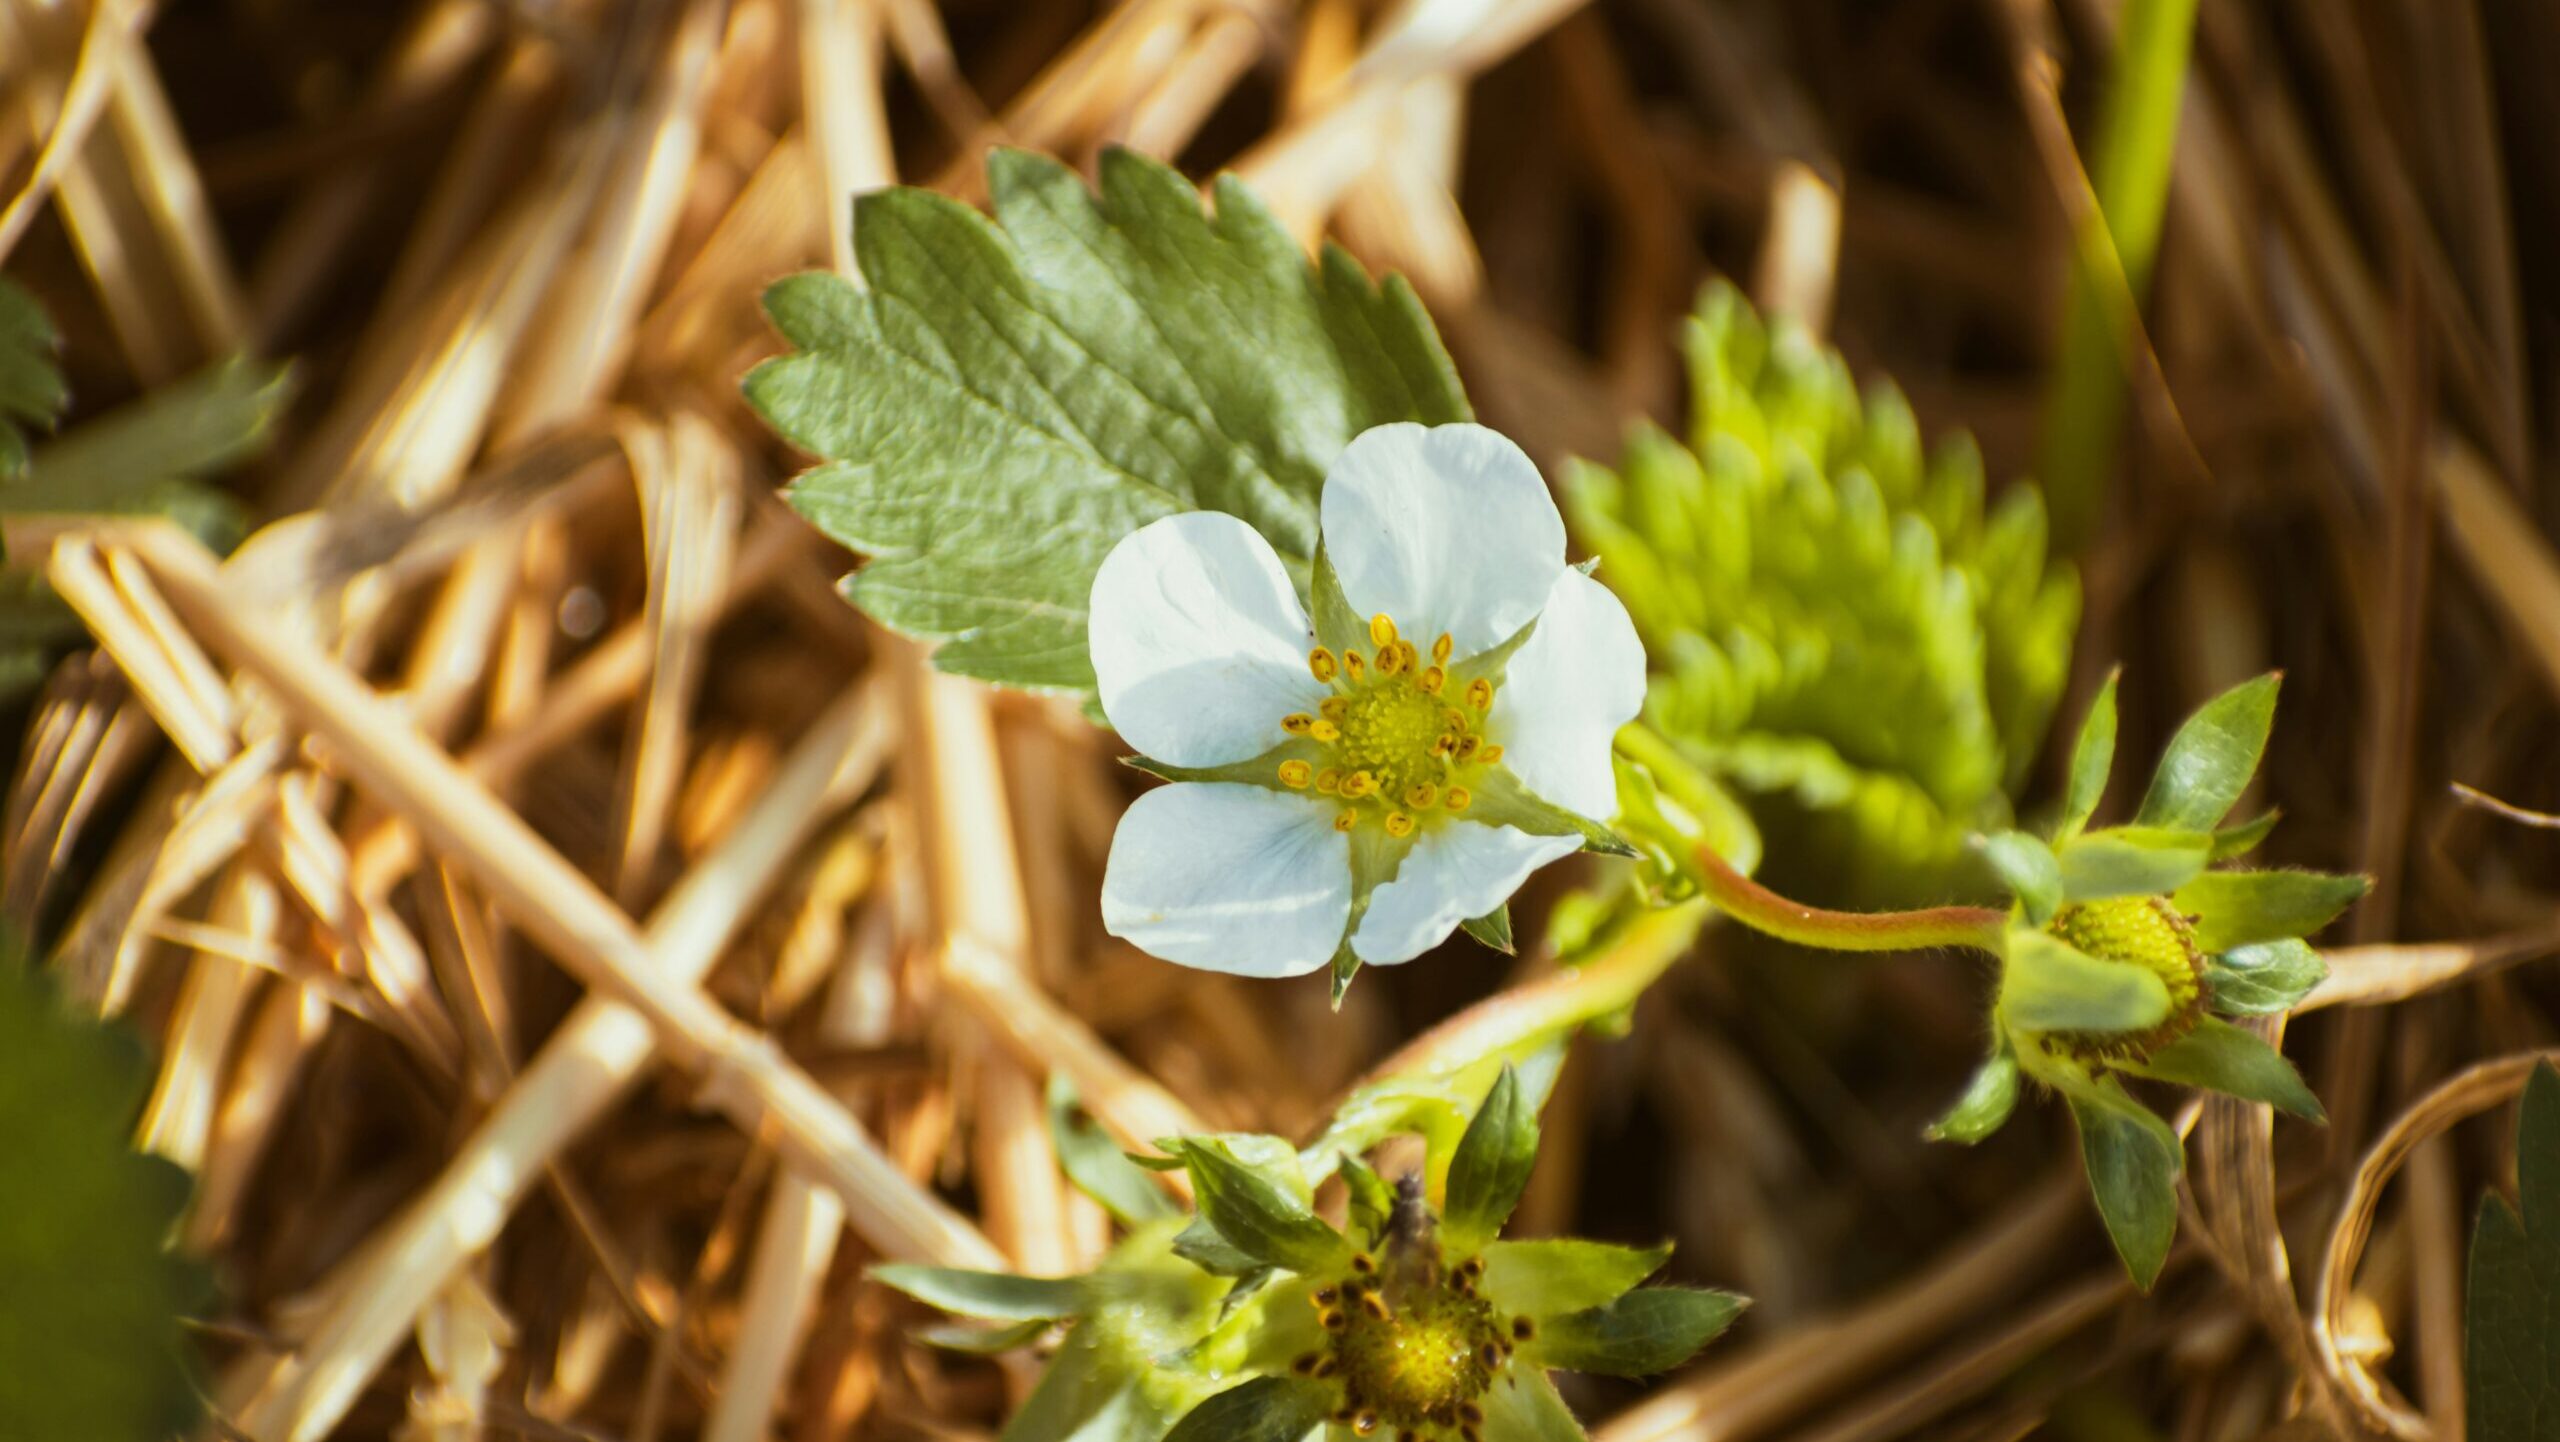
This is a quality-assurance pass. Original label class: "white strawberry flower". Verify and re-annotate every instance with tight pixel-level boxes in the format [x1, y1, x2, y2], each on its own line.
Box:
[1092, 421, 1644, 993]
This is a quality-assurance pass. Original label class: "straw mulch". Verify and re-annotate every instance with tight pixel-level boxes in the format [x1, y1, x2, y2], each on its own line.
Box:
[2, 1, 2555, 1438]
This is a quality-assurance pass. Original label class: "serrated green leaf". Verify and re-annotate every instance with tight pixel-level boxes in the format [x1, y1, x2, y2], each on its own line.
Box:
[2066, 1078, 2182, 1290]
[2058, 670, 2119, 839]
[1480, 1368, 1588, 1440]
[2056, 826, 2208, 900]
[2001, 930, 2171, 1035]
[2467, 1063, 2560, 1442]
[1165, 1376, 1334, 1442]
[0, 280, 65, 479]
[871, 1265, 1089, 1320]
[1444, 1065, 1538, 1249]
[1479, 1239, 1671, 1318]
[1173, 1136, 1347, 1276]
[2172, 869, 2368, 952]
[1522, 1288, 1746, 1378]
[0, 952, 204, 1442]
[2122, 1016, 2323, 1120]
[12, 358, 290, 545]
[1927, 1043, 2021, 1144]
[1981, 829, 2061, 924]
[2135, 673, 2277, 832]
[1049, 1075, 1179, 1226]
[747, 147, 1468, 693]
[2203, 938, 2327, 1017]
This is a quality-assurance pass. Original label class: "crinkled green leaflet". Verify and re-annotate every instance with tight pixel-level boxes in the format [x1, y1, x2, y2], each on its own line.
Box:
[0, 278, 67, 480]
[1954, 672, 2362, 1288]
[745, 146, 1470, 694]
[1132, 549, 1633, 1003]
[1565, 281, 2077, 905]
[873, 1063, 1743, 1441]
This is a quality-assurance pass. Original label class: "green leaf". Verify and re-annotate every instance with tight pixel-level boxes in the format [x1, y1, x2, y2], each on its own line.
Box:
[0, 279, 65, 478]
[870, 1265, 1089, 1320]
[1479, 1239, 1671, 1318]
[1927, 1044, 2021, 1144]
[1522, 1288, 1747, 1378]
[915, 1316, 1056, 1354]
[1444, 1065, 1538, 1249]
[2467, 1063, 2560, 1442]
[2172, 869, 2368, 952]
[748, 147, 1468, 693]
[1980, 829, 2061, 925]
[2123, 1016, 2323, 1120]
[2203, 938, 2327, 1017]
[1048, 1075, 1179, 1226]
[2134, 673, 2277, 832]
[2058, 670, 2119, 839]
[1172, 1135, 1348, 1275]
[1478, 1368, 1587, 1441]
[1461, 904, 1516, 955]
[0, 953, 205, 1442]
[2001, 930, 2171, 1035]
[2066, 1079, 2182, 1290]
[1164, 1376, 1335, 1442]
[2056, 826, 2208, 901]
[12, 358, 289, 541]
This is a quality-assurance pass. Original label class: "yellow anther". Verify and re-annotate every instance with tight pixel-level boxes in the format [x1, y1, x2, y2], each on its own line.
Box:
[1344, 650, 1367, 682]
[1433, 633, 1454, 664]
[1321, 696, 1348, 720]
[1283, 713, 1316, 735]
[1376, 643, 1405, 677]
[1370, 614, 1399, 648]
[1431, 735, 1457, 758]
[1402, 640, 1423, 673]
[1341, 770, 1375, 799]
[1278, 759, 1313, 789]
[1455, 735, 1482, 761]
[1465, 678, 1495, 711]
[1419, 665, 1446, 695]
[1310, 720, 1341, 742]
[1478, 744, 1504, 765]
[1445, 786, 1473, 812]
[1384, 810, 1416, 838]
[1405, 782, 1439, 810]
[1309, 646, 1339, 682]
[1334, 810, 1359, 832]
[1444, 708, 1470, 732]
[1316, 768, 1342, 794]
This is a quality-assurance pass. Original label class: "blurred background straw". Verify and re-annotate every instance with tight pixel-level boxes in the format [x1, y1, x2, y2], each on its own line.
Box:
[3, 0, 2559, 1437]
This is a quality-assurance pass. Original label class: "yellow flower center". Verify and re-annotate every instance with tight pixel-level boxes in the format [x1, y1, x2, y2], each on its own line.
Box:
[1276, 613, 1502, 834]
[1293, 1243, 1516, 1440]
[2035, 896, 2208, 1067]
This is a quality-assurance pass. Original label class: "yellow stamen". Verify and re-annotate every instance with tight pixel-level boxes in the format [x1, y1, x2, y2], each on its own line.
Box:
[1455, 735, 1482, 761]
[1334, 811, 1359, 832]
[1310, 720, 1341, 742]
[1344, 650, 1367, 682]
[1444, 707, 1469, 732]
[1478, 744, 1504, 765]
[1464, 678, 1495, 711]
[1279, 759, 1313, 788]
[1315, 768, 1342, 794]
[1383, 810, 1416, 838]
[1431, 735, 1457, 758]
[1433, 633, 1453, 664]
[1283, 713, 1316, 735]
[1401, 640, 1423, 673]
[1376, 642, 1405, 677]
[1445, 786, 1472, 812]
[1369, 614, 1399, 648]
[1418, 665, 1446, 695]
[1341, 770, 1375, 799]
[1309, 647, 1338, 682]
[1405, 782, 1439, 810]
[1320, 696, 1348, 720]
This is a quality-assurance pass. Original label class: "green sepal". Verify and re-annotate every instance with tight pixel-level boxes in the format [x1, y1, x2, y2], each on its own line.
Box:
[2064, 1076, 2182, 1290]
[1330, 821, 1416, 1006]
[2000, 930, 2171, 1035]
[1520, 1288, 1748, 1377]
[869, 1265, 1089, 1320]
[914, 1317, 1057, 1354]
[1338, 1155, 1396, 1246]
[1164, 1376, 1336, 1442]
[1048, 1075, 1178, 1226]
[1479, 1238, 1672, 1318]
[2135, 672, 2278, 832]
[1479, 1369, 1587, 1441]
[1980, 830, 2061, 925]
[2208, 809, 2281, 860]
[1466, 765, 1638, 856]
[2172, 869, 2368, 953]
[1168, 1135, 1349, 1276]
[2121, 1015, 2324, 1121]
[2204, 938, 2327, 1016]
[1461, 904, 1516, 954]
[1309, 542, 1365, 657]
[1443, 1065, 1538, 1250]
[1926, 1041, 2021, 1144]
[2055, 826, 2208, 901]
[1123, 739, 1326, 789]
[2058, 669, 2119, 840]
[1299, 1041, 1567, 1193]
[1170, 1215, 1267, 1277]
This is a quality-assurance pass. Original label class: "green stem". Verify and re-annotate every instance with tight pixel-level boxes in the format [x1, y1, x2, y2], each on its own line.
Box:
[1612, 721, 1761, 874]
[1689, 842, 2008, 955]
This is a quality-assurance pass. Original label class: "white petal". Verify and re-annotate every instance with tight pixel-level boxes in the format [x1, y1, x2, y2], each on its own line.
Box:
[1320, 423, 1565, 657]
[1491, 569, 1647, 819]
[1102, 784, 1350, 977]
[1351, 822, 1577, 966]
[1090, 512, 1325, 767]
